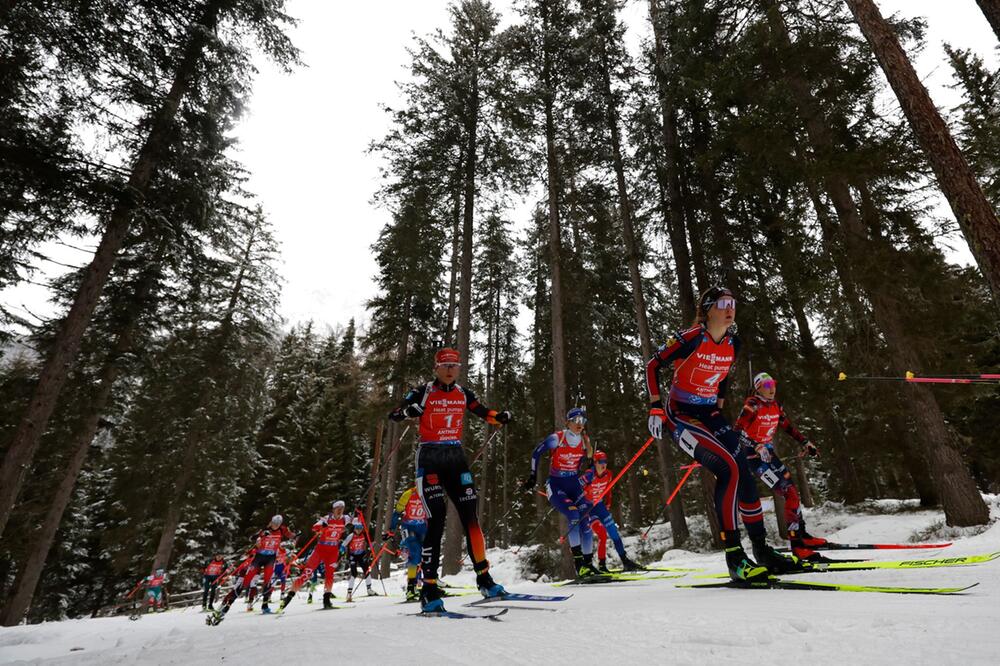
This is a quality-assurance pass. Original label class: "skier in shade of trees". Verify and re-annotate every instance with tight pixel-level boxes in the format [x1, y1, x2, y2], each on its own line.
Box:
[735, 372, 826, 560]
[580, 450, 639, 573]
[388, 347, 511, 612]
[344, 517, 378, 602]
[208, 515, 295, 625]
[279, 501, 354, 612]
[385, 486, 429, 602]
[646, 287, 802, 583]
[522, 408, 641, 577]
[201, 554, 226, 611]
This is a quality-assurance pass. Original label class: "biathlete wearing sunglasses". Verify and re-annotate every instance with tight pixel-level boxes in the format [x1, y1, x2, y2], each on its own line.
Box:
[646, 287, 801, 581]
[389, 347, 511, 612]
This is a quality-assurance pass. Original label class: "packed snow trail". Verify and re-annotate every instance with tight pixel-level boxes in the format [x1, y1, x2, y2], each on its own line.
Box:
[2, 500, 999, 665]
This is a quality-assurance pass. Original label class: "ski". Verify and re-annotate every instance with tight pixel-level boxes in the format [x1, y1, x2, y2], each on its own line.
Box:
[696, 550, 1000, 579]
[811, 550, 999, 572]
[553, 572, 683, 587]
[465, 592, 572, 606]
[610, 565, 702, 573]
[779, 541, 953, 552]
[413, 608, 508, 621]
[677, 577, 979, 595]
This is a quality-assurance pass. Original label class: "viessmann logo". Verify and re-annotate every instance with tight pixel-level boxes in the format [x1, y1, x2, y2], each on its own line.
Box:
[695, 352, 732, 364]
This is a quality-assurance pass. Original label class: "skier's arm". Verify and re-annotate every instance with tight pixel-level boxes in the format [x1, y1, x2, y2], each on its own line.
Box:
[389, 385, 427, 421]
[530, 434, 559, 475]
[645, 329, 700, 406]
[464, 386, 511, 425]
[734, 397, 758, 435]
[390, 489, 412, 532]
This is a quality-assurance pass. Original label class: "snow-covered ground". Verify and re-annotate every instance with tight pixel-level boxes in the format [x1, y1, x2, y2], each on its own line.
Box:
[3, 497, 1000, 665]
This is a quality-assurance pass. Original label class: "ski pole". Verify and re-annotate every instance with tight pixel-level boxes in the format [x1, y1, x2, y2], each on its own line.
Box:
[470, 427, 503, 466]
[357, 424, 411, 508]
[356, 509, 387, 596]
[556, 436, 655, 542]
[125, 578, 144, 600]
[640, 462, 700, 541]
[838, 371, 1000, 385]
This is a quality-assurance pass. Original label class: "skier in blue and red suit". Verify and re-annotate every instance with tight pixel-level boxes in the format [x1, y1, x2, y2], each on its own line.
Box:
[645, 286, 802, 582]
[389, 347, 512, 612]
[522, 409, 640, 577]
[736, 371, 825, 560]
[581, 450, 637, 572]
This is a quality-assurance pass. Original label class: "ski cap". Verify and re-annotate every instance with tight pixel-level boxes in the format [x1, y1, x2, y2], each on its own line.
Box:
[753, 372, 776, 390]
[155, 568, 165, 575]
[593, 450, 607, 463]
[332, 500, 346, 510]
[699, 286, 735, 314]
[270, 514, 283, 526]
[566, 407, 587, 424]
[434, 348, 461, 366]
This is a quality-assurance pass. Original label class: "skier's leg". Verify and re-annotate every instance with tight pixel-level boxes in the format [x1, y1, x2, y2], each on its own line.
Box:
[202, 576, 211, 608]
[590, 518, 608, 562]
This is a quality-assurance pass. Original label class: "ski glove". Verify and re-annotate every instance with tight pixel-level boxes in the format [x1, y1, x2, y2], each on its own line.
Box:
[487, 410, 512, 426]
[648, 404, 666, 440]
[803, 441, 819, 457]
[389, 404, 423, 422]
[520, 473, 537, 492]
[756, 444, 773, 464]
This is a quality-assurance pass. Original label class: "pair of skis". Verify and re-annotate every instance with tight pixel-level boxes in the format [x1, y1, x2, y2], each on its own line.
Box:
[414, 591, 572, 620]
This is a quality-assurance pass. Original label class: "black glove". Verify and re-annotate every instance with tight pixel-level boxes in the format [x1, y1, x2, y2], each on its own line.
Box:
[381, 530, 393, 541]
[495, 410, 512, 424]
[803, 441, 820, 457]
[520, 473, 536, 492]
[389, 404, 423, 422]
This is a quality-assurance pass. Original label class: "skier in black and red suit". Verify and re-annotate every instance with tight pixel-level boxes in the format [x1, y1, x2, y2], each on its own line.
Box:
[208, 515, 294, 624]
[389, 347, 511, 612]
[645, 287, 802, 582]
[201, 553, 226, 611]
[736, 371, 824, 559]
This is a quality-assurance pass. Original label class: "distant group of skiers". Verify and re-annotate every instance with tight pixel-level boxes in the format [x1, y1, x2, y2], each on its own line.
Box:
[144, 284, 826, 619]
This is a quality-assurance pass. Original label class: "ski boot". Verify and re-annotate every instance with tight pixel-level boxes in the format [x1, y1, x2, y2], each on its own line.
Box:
[751, 535, 808, 574]
[261, 604, 273, 615]
[476, 570, 507, 598]
[405, 584, 418, 602]
[366, 586, 378, 596]
[345, 589, 354, 603]
[573, 547, 600, 579]
[419, 582, 445, 613]
[619, 555, 641, 572]
[278, 590, 295, 613]
[597, 558, 610, 573]
[722, 531, 769, 583]
[789, 530, 830, 561]
[322, 592, 334, 610]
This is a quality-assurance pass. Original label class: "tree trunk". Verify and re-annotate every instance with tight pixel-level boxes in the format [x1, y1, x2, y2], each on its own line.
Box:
[365, 422, 384, 521]
[442, 42, 481, 576]
[151, 219, 256, 572]
[445, 164, 464, 344]
[977, 0, 1000, 41]
[845, 0, 1000, 313]
[765, 0, 988, 525]
[0, 0, 225, 538]
[542, 0, 568, 425]
[379, 294, 412, 576]
[648, 0, 696, 316]
[1, 259, 160, 626]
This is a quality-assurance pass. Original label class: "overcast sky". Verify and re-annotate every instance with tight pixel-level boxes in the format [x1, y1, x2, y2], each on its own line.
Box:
[3, 1, 997, 335]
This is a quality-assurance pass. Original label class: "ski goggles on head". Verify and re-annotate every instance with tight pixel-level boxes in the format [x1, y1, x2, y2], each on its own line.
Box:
[714, 296, 736, 310]
[436, 362, 460, 369]
[759, 379, 776, 390]
[567, 415, 587, 425]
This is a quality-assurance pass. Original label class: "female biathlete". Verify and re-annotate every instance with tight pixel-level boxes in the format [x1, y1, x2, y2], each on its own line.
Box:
[645, 287, 801, 582]
[522, 409, 640, 577]
[736, 372, 826, 560]
[389, 347, 511, 612]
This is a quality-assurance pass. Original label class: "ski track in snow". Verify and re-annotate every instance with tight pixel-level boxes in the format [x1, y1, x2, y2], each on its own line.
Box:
[2, 499, 1000, 665]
